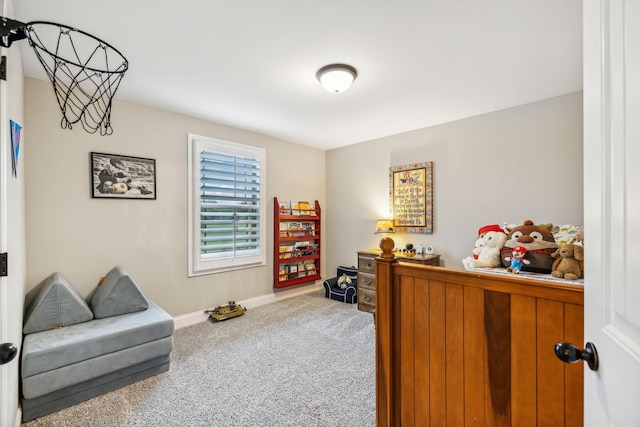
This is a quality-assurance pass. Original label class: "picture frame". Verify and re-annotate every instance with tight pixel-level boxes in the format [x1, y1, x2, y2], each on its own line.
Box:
[389, 161, 434, 234]
[90, 152, 156, 199]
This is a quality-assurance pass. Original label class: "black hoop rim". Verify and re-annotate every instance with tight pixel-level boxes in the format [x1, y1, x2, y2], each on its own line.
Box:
[25, 21, 129, 75]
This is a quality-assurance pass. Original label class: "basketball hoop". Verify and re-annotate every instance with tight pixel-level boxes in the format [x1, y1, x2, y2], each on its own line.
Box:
[25, 21, 128, 135]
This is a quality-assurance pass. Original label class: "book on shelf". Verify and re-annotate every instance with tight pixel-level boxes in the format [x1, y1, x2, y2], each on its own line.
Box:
[293, 241, 309, 256]
[304, 243, 319, 256]
[287, 222, 304, 236]
[301, 222, 315, 235]
[308, 201, 317, 216]
[278, 200, 291, 215]
[288, 264, 298, 279]
[290, 200, 300, 215]
[279, 222, 290, 237]
[298, 201, 311, 215]
[304, 261, 316, 276]
[279, 245, 294, 259]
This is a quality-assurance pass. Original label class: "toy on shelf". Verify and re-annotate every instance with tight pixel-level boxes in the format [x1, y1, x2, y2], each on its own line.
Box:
[550, 244, 584, 280]
[504, 246, 531, 274]
[500, 220, 558, 273]
[472, 224, 507, 268]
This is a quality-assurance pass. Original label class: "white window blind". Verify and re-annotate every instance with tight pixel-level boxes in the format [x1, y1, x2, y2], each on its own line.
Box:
[188, 134, 266, 276]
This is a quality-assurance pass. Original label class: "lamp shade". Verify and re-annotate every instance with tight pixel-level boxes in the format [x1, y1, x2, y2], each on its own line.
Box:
[375, 219, 395, 234]
[316, 64, 357, 93]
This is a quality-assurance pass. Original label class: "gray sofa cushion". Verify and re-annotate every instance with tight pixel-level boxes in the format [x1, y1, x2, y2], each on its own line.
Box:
[22, 301, 174, 378]
[23, 272, 94, 334]
[22, 336, 173, 399]
[21, 355, 171, 422]
[91, 266, 148, 318]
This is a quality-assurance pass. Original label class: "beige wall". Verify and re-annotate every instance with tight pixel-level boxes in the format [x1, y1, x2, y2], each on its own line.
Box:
[325, 92, 583, 272]
[24, 77, 326, 317]
[24, 76, 582, 317]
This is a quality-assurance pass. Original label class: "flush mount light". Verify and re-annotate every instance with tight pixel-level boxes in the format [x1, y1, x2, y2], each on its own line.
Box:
[316, 64, 358, 93]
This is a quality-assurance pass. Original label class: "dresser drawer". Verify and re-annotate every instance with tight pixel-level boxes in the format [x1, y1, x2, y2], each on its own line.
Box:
[358, 255, 376, 274]
[357, 272, 375, 291]
[358, 288, 376, 310]
[357, 251, 380, 313]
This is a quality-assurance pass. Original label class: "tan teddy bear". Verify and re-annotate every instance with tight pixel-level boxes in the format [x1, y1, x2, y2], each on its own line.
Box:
[550, 244, 584, 280]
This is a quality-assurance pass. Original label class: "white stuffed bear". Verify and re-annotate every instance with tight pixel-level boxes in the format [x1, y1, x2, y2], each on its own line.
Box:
[472, 236, 485, 260]
[472, 225, 508, 268]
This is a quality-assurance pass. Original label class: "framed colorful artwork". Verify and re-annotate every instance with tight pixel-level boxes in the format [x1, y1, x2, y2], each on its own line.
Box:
[389, 161, 434, 234]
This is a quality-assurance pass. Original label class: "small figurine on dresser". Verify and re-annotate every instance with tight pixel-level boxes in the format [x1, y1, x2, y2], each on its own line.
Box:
[401, 243, 416, 254]
[504, 246, 531, 274]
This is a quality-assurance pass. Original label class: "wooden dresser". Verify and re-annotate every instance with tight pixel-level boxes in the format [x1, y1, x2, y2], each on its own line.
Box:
[357, 249, 440, 313]
[375, 252, 584, 426]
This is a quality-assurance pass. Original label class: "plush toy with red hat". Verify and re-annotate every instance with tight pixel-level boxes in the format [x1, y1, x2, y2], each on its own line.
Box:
[504, 246, 531, 274]
[472, 224, 508, 268]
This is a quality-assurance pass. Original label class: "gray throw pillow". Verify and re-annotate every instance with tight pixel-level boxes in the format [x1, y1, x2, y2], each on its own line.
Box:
[91, 266, 148, 318]
[23, 272, 94, 334]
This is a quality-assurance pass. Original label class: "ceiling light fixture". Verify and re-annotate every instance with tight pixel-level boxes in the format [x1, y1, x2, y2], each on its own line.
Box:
[316, 64, 358, 93]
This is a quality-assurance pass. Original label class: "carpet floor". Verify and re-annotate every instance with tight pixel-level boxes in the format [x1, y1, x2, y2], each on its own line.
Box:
[22, 291, 376, 427]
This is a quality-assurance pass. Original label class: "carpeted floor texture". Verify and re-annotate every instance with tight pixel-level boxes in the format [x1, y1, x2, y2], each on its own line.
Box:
[22, 291, 376, 427]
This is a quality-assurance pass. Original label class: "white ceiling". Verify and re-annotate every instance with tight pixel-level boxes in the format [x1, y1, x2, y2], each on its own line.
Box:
[13, 0, 582, 151]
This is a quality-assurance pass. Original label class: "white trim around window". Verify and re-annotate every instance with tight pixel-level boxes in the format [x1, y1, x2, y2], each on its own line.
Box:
[188, 134, 266, 276]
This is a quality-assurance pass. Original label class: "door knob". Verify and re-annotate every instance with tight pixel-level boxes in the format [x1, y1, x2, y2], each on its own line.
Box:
[554, 341, 599, 371]
[0, 342, 18, 365]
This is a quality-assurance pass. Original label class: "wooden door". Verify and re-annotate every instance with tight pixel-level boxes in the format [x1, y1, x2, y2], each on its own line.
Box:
[583, 0, 640, 424]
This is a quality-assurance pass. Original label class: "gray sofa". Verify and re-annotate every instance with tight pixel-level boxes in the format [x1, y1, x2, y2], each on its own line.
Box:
[20, 267, 174, 422]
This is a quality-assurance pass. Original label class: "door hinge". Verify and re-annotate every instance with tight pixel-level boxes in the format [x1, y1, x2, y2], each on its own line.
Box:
[0, 56, 6, 81]
[0, 252, 7, 276]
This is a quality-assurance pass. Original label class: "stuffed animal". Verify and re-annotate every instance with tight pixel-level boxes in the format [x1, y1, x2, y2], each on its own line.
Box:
[472, 224, 508, 268]
[337, 274, 352, 289]
[550, 244, 584, 280]
[501, 220, 559, 273]
[504, 246, 531, 274]
[472, 237, 484, 260]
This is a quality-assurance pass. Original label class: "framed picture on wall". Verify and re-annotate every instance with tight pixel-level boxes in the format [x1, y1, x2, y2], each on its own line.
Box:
[90, 152, 156, 199]
[389, 161, 434, 234]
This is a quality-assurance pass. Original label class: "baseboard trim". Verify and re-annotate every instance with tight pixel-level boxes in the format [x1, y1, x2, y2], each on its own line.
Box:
[173, 282, 321, 330]
[14, 408, 21, 427]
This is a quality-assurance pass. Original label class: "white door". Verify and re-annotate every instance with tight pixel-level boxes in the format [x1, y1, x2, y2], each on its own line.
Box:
[0, 0, 11, 422]
[0, 3, 9, 425]
[583, 0, 640, 425]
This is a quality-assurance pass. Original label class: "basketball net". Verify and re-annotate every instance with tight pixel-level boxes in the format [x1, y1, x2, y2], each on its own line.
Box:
[25, 21, 128, 135]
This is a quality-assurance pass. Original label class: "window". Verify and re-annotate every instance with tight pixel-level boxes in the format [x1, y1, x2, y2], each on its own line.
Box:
[188, 134, 266, 276]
